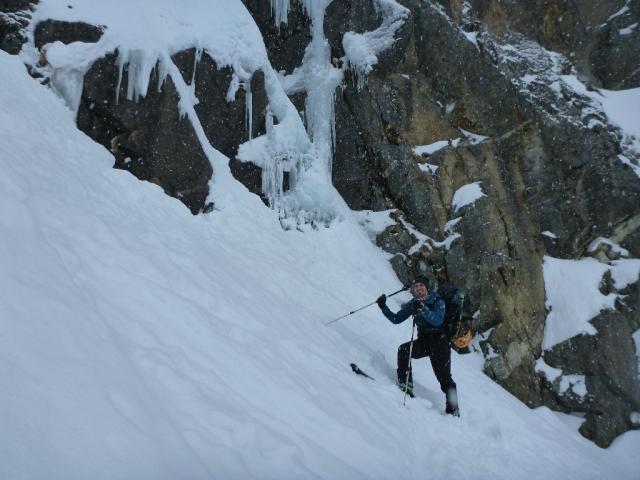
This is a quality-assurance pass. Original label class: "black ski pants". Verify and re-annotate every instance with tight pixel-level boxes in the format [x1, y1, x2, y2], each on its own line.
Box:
[397, 331, 456, 393]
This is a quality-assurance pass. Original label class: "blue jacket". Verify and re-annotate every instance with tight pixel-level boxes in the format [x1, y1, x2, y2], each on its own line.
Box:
[380, 291, 446, 328]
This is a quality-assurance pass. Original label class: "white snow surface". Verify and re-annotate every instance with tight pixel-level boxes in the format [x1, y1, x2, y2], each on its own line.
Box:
[560, 74, 640, 162]
[460, 128, 489, 144]
[559, 375, 588, 399]
[619, 23, 637, 35]
[342, 0, 409, 88]
[451, 181, 486, 214]
[418, 162, 439, 174]
[542, 257, 640, 350]
[610, 259, 640, 289]
[535, 359, 587, 400]
[535, 358, 563, 382]
[588, 236, 630, 257]
[413, 138, 460, 156]
[2, 10, 640, 480]
[351, 209, 396, 240]
[463, 30, 479, 48]
[542, 257, 615, 350]
[445, 217, 462, 233]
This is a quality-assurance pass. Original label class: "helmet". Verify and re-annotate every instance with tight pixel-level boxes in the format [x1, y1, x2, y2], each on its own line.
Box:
[453, 329, 473, 349]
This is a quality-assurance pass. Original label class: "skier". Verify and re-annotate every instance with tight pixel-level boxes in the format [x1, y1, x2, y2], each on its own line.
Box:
[376, 276, 459, 416]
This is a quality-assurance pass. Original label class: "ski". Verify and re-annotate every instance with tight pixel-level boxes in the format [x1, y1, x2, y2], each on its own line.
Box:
[350, 363, 375, 380]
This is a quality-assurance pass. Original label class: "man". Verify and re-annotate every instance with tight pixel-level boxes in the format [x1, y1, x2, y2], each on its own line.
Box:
[377, 276, 459, 416]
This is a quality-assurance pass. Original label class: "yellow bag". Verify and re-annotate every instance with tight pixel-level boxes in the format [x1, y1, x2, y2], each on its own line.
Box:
[453, 329, 473, 349]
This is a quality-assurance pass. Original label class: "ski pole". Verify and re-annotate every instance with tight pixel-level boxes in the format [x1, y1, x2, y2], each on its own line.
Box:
[324, 286, 409, 326]
[403, 316, 416, 406]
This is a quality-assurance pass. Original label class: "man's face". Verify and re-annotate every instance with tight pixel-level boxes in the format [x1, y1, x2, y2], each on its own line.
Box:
[413, 282, 428, 299]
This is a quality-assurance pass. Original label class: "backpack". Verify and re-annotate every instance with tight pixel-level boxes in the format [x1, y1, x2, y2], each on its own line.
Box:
[437, 284, 466, 340]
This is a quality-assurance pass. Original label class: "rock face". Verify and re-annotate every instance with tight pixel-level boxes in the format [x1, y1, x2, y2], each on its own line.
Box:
[34, 19, 103, 49]
[30, 23, 267, 213]
[74, 50, 214, 214]
[75, 48, 269, 213]
[242, 0, 311, 75]
[0, 0, 32, 54]
[437, 0, 640, 90]
[11, 0, 640, 447]
[317, 0, 640, 447]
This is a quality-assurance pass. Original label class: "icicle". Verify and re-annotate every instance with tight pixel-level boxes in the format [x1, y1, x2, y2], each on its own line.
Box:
[239, 1, 351, 220]
[261, 108, 280, 206]
[115, 49, 129, 104]
[115, 49, 159, 102]
[192, 48, 202, 85]
[270, 0, 291, 26]
[262, 154, 285, 208]
[156, 55, 169, 93]
[244, 79, 253, 141]
[329, 90, 336, 177]
[226, 73, 240, 102]
[300, 0, 343, 181]
[189, 47, 203, 95]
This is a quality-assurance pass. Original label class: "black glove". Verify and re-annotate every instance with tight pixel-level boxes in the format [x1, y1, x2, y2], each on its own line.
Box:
[376, 294, 387, 309]
[412, 299, 422, 313]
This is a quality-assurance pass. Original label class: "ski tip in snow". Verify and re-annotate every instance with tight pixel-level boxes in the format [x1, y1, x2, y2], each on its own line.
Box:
[350, 363, 375, 380]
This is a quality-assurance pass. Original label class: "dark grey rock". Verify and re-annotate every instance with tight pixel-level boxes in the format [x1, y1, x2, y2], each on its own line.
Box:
[62, 31, 268, 213]
[241, 0, 311, 74]
[324, 0, 382, 60]
[76, 50, 213, 214]
[0, 0, 32, 12]
[0, 2, 31, 54]
[171, 49, 268, 199]
[34, 19, 103, 49]
[588, 1, 640, 89]
[541, 291, 640, 447]
[377, 221, 416, 255]
[439, 0, 640, 89]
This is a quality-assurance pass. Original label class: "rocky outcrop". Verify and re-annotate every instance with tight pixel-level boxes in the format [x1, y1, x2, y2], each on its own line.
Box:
[74, 50, 213, 214]
[436, 0, 640, 89]
[315, 0, 640, 446]
[34, 19, 103, 49]
[31, 18, 268, 213]
[74, 48, 268, 213]
[242, 0, 311, 75]
[0, 0, 32, 54]
[541, 286, 640, 446]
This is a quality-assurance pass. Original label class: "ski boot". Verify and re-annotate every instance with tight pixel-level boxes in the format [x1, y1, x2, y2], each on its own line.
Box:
[445, 386, 460, 417]
[398, 381, 415, 398]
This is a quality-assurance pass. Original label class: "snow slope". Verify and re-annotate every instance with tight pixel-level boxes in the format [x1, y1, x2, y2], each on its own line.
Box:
[1, 46, 639, 479]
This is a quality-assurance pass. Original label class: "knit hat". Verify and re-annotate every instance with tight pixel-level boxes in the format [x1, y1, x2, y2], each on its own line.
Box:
[412, 276, 430, 288]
